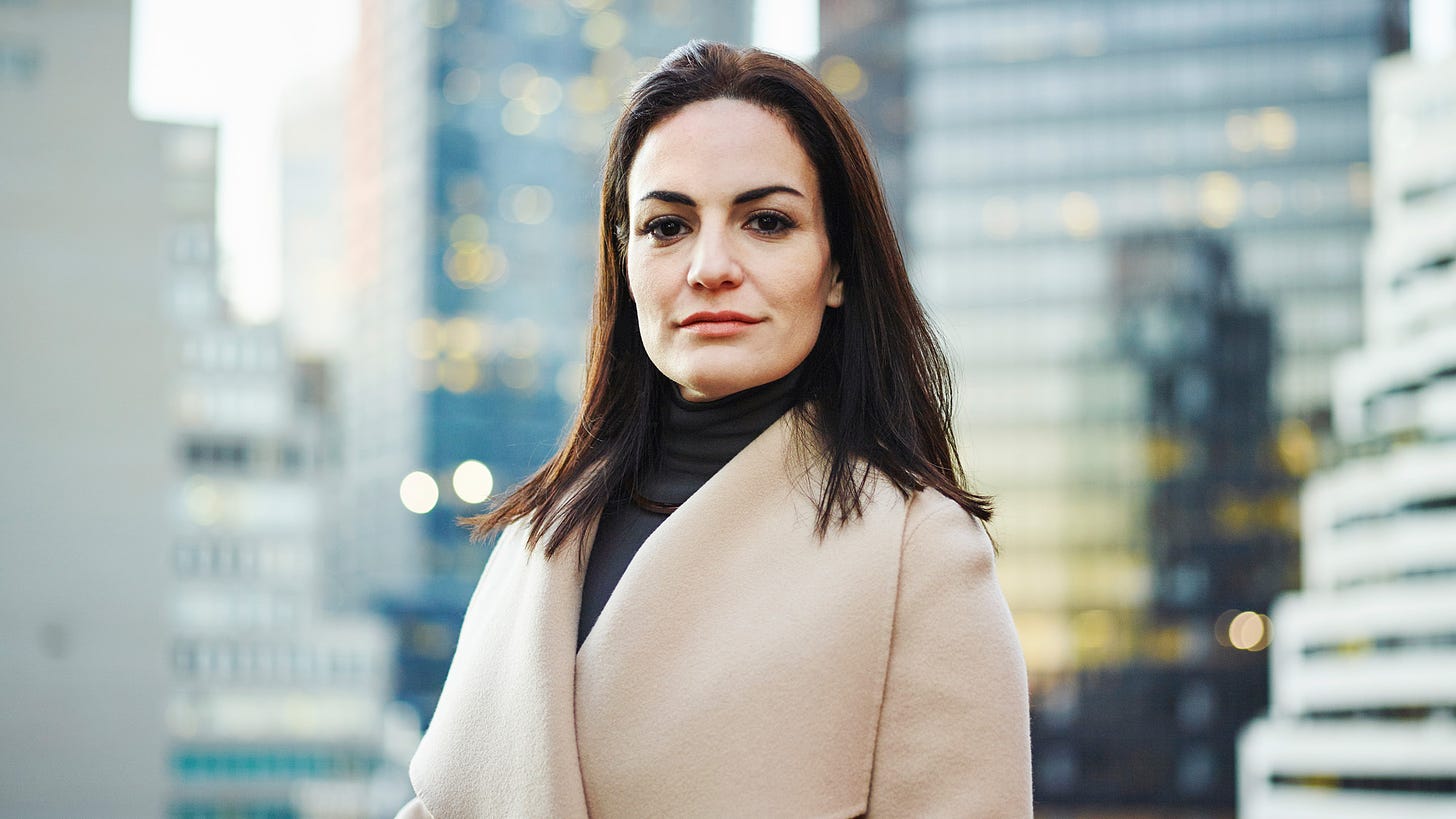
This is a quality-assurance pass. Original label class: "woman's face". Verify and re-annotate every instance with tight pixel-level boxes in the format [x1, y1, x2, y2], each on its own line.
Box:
[625, 97, 842, 403]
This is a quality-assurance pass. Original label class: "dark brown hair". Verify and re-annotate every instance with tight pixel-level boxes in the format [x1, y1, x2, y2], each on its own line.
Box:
[462, 40, 990, 558]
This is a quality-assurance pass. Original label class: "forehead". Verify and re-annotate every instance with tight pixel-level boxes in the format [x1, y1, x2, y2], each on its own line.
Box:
[627, 98, 818, 200]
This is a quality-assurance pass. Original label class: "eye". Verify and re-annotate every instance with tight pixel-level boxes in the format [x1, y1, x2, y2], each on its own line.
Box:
[746, 212, 795, 235]
[642, 215, 690, 241]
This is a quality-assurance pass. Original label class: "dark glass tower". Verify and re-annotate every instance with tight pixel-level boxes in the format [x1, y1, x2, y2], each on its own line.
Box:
[371, 0, 750, 725]
[1029, 233, 1296, 808]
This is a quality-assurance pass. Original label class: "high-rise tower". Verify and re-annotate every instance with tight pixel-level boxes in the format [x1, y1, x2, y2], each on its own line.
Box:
[900, 0, 1393, 683]
[1238, 46, 1456, 816]
[818, 0, 1405, 808]
[342, 0, 751, 724]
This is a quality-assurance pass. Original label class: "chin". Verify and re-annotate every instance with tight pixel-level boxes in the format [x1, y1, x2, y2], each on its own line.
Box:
[682, 370, 792, 402]
[674, 377, 745, 403]
[662, 346, 799, 402]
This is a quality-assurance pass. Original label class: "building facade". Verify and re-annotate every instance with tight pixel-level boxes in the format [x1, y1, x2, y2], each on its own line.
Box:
[818, 0, 909, 230]
[342, 0, 751, 725]
[1238, 49, 1456, 816]
[0, 0, 172, 814]
[817, 0, 1406, 808]
[162, 98, 402, 817]
[167, 281, 399, 817]
[899, 0, 1392, 684]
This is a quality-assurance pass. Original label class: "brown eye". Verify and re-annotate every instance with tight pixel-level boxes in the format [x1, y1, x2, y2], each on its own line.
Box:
[645, 216, 689, 241]
[747, 213, 793, 234]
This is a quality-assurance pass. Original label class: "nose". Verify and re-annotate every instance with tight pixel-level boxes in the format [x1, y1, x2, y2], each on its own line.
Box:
[685, 225, 743, 290]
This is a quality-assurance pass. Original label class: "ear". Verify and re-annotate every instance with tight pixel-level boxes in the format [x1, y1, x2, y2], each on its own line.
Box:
[825, 261, 844, 308]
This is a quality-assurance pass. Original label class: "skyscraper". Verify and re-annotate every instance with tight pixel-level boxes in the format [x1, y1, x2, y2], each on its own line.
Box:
[342, 0, 751, 723]
[817, 0, 1405, 808]
[900, 0, 1391, 683]
[167, 197, 398, 816]
[1238, 46, 1456, 816]
[157, 75, 403, 819]
[1027, 232, 1293, 806]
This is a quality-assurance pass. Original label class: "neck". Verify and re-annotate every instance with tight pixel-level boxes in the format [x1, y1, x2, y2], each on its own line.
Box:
[638, 365, 804, 507]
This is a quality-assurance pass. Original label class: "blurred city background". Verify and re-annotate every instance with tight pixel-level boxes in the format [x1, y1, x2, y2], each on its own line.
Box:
[2, 0, 1454, 816]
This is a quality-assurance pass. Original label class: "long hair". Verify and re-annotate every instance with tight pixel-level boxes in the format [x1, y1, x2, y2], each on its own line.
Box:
[461, 40, 991, 558]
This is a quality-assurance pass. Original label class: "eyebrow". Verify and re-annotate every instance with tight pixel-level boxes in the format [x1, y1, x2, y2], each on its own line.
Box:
[638, 185, 806, 207]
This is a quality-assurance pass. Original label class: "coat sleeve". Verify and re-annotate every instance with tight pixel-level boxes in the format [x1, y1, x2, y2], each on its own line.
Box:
[866, 492, 1033, 817]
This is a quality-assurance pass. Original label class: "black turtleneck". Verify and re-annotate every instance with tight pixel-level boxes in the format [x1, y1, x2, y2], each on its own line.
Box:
[576, 367, 803, 649]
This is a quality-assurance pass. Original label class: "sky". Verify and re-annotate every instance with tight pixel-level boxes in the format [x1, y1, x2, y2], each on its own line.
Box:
[129, 0, 816, 324]
[130, 0, 360, 323]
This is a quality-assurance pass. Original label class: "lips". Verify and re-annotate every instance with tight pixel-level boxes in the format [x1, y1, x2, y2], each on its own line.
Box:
[679, 311, 761, 327]
[677, 311, 762, 338]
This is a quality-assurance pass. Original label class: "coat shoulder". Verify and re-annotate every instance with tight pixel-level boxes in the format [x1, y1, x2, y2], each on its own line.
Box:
[867, 487, 1032, 816]
[899, 487, 995, 564]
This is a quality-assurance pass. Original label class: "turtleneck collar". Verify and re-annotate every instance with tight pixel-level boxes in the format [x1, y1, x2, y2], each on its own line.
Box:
[639, 364, 805, 506]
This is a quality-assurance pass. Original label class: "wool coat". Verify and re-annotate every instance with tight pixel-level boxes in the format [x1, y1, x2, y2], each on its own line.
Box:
[396, 413, 1032, 818]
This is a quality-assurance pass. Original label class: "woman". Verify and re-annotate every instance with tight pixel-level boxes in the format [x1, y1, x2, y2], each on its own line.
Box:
[398, 41, 1032, 818]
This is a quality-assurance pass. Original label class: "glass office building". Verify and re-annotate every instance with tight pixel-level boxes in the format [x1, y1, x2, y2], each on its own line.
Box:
[901, 0, 1393, 678]
[821, 0, 1405, 808]
[341, 0, 750, 725]
[418, 0, 748, 579]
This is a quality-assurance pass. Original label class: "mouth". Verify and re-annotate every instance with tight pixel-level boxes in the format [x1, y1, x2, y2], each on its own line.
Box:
[677, 311, 762, 337]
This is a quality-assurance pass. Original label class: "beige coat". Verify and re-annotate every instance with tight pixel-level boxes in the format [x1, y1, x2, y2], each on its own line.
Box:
[397, 414, 1032, 818]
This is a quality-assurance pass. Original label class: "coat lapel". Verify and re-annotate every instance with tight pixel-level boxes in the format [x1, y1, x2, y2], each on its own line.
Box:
[409, 412, 908, 818]
[408, 514, 596, 818]
[575, 414, 906, 818]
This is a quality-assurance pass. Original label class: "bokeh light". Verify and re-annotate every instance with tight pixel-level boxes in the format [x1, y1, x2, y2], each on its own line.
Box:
[437, 358, 480, 393]
[520, 76, 563, 116]
[448, 213, 488, 245]
[399, 471, 439, 515]
[1227, 611, 1272, 651]
[184, 476, 222, 526]
[498, 357, 540, 392]
[581, 10, 627, 50]
[442, 68, 481, 105]
[501, 185, 553, 224]
[1059, 191, 1101, 239]
[819, 55, 866, 101]
[498, 62, 537, 98]
[452, 460, 494, 504]
[1258, 107, 1297, 153]
[501, 100, 541, 135]
[1225, 111, 1258, 153]
[1197, 171, 1244, 229]
[567, 75, 611, 114]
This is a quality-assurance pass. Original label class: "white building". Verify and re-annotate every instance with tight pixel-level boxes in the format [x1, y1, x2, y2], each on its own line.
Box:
[0, 1, 172, 814]
[164, 122, 400, 817]
[1238, 49, 1456, 817]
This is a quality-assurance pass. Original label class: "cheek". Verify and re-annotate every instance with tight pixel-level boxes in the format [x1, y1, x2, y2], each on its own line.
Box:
[793, 252, 837, 310]
[624, 249, 648, 305]
[631, 243, 683, 292]
[625, 255, 665, 322]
